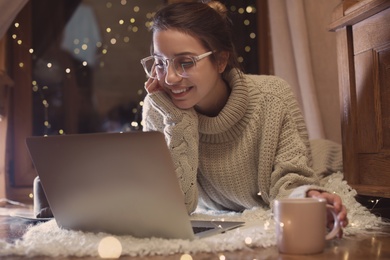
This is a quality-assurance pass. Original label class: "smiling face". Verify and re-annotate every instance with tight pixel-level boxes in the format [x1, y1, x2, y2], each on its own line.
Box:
[153, 29, 229, 115]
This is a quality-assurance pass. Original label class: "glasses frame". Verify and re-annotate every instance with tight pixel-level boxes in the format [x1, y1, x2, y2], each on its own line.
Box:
[140, 51, 214, 79]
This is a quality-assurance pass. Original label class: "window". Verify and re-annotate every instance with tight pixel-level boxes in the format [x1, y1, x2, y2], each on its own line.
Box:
[7, 0, 164, 202]
[6, 0, 270, 203]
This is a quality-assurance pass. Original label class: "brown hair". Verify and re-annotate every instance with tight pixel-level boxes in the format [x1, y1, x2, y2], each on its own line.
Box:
[151, 1, 242, 77]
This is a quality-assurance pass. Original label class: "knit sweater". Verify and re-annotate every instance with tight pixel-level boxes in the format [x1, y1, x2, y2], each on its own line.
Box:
[142, 69, 324, 213]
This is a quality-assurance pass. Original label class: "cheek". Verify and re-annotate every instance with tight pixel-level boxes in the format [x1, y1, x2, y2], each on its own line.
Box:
[198, 68, 220, 87]
[194, 63, 220, 83]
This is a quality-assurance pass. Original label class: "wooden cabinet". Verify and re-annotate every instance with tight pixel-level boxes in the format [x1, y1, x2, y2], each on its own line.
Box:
[330, 0, 390, 197]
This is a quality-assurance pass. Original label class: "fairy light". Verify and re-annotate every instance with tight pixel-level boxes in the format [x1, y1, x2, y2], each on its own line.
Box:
[146, 13, 153, 19]
[246, 6, 255, 13]
[98, 236, 122, 258]
[264, 220, 270, 230]
[227, 1, 258, 73]
[180, 254, 193, 260]
[245, 237, 252, 245]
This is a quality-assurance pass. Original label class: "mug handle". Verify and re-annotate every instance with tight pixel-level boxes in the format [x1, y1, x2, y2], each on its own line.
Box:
[325, 205, 341, 240]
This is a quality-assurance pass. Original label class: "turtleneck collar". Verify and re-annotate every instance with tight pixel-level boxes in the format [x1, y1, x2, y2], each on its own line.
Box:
[198, 69, 251, 143]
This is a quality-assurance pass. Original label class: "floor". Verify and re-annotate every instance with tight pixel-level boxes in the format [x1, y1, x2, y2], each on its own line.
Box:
[356, 195, 390, 220]
[1, 197, 390, 259]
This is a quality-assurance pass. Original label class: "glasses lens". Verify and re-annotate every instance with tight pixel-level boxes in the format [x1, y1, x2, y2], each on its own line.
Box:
[174, 56, 195, 77]
[141, 55, 197, 79]
[154, 57, 166, 79]
[141, 57, 156, 78]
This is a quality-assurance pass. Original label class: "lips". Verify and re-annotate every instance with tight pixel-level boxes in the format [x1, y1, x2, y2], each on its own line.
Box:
[169, 87, 192, 95]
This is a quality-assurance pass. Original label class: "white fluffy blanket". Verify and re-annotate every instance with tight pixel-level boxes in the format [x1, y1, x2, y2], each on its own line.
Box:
[0, 171, 386, 258]
[1, 140, 387, 257]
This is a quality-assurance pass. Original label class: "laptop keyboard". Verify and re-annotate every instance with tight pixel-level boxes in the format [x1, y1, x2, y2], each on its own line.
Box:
[192, 226, 215, 234]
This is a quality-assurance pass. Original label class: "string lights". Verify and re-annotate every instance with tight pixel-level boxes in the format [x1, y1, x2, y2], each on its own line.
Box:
[11, 0, 257, 136]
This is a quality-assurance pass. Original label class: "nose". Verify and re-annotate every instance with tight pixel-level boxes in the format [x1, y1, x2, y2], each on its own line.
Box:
[164, 61, 182, 85]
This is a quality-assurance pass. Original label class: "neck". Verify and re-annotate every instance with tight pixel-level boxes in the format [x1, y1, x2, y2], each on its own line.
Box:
[195, 79, 230, 117]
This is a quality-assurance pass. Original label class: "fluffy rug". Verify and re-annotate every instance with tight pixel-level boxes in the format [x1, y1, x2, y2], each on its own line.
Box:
[0, 172, 387, 258]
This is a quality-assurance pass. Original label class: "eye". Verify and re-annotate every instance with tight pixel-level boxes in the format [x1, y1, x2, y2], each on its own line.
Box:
[176, 57, 195, 69]
[154, 58, 165, 69]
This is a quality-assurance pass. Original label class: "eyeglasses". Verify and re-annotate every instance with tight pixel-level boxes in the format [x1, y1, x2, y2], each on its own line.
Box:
[140, 51, 213, 79]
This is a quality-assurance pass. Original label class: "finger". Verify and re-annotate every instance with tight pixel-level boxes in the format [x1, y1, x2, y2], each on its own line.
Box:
[338, 205, 348, 226]
[308, 191, 338, 211]
[144, 77, 161, 93]
[338, 227, 344, 238]
[319, 192, 343, 213]
[144, 64, 159, 93]
[144, 78, 152, 91]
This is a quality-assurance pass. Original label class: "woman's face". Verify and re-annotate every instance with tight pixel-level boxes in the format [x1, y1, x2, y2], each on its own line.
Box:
[152, 29, 228, 114]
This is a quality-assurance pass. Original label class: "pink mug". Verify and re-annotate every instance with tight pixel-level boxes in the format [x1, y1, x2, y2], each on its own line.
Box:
[273, 198, 341, 255]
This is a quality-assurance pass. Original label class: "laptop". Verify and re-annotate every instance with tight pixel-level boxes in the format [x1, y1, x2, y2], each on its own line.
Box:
[25, 131, 244, 239]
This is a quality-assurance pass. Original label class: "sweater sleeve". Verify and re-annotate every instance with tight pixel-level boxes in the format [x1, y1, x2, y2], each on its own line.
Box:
[256, 77, 327, 206]
[142, 92, 199, 213]
[269, 108, 324, 201]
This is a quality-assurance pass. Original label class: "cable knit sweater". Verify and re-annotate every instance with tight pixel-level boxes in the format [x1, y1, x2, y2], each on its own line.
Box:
[142, 69, 325, 213]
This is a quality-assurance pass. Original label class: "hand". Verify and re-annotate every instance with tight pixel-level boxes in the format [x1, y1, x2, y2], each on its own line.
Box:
[307, 189, 348, 238]
[144, 68, 164, 94]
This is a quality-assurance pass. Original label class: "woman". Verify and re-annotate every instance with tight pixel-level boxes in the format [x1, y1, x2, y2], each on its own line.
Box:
[141, 1, 347, 234]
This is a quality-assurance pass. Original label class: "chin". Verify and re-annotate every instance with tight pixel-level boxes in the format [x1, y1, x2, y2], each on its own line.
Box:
[172, 100, 194, 110]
